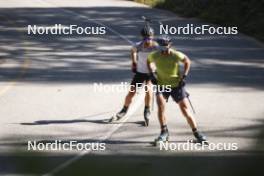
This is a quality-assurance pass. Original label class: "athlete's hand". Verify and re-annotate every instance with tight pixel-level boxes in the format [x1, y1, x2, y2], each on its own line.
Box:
[179, 74, 187, 87]
[132, 62, 137, 73]
[149, 72, 158, 85]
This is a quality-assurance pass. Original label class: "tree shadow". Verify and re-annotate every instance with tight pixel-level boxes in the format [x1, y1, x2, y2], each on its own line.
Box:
[1, 118, 263, 175]
[0, 7, 263, 89]
[0, 5, 264, 176]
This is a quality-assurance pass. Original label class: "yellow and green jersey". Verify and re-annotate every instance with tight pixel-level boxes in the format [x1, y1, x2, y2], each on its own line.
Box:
[147, 49, 185, 88]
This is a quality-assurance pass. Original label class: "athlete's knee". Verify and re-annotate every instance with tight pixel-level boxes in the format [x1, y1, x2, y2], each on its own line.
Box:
[126, 91, 136, 100]
[157, 98, 165, 110]
[128, 89, 136, 95]
[179, 98, 190, 109]
[179, 100, 190, 115]
[181, 106, 189, 116]
[145, 80, 152, 89]
[145, 90, 152, 99]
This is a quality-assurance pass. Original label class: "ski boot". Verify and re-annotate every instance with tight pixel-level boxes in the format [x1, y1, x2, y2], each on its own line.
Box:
[143, 108, 150, 126]
[193, 131, 208, 145]
[109, 108, 127, 123]
[154, 130, 169, 146]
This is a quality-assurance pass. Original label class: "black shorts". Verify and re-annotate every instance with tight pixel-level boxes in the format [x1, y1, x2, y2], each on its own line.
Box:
[130, 72, 151, 87]
[157, 86, 189, 103]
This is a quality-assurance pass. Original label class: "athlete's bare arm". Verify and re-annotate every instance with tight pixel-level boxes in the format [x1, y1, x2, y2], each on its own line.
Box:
[131, 47, 137, 63]
[131, 47, 137, 72]
[147, 59, 154, 73]
[182, 55, 191, 76]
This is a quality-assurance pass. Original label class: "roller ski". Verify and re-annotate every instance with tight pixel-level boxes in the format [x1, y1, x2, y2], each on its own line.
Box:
[192, 131, 209, 145]
[108, 107, 127, 123]
[153, 130, 169, 146]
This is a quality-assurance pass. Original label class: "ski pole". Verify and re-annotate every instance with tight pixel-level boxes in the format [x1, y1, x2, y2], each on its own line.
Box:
[187, 96, 196, 114]
[152, 89, 155, 111]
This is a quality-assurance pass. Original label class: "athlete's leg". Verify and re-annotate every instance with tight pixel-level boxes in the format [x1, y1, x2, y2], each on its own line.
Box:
[169, 86, 207, 143]
[178, 98, 197, 129]
[113, 85, 137, 120]
[124, 85, 137, 107]
[156, 94, 168, 130]
[144, 80, 152, 107]
[123, 72, 144, 108]
[178, 98, 207, 143]
[143, 80, 152, 126]
[154, 93, 169, 144]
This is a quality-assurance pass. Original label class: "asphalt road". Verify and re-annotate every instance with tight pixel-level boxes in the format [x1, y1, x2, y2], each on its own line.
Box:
[0, 0, 264, 175]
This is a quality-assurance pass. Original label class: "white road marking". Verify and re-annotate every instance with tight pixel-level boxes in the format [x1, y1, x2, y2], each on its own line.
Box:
[43, 90, 145, 176]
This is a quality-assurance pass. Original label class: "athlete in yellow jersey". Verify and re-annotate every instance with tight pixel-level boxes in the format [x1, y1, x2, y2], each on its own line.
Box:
[147, 35, 208, 145]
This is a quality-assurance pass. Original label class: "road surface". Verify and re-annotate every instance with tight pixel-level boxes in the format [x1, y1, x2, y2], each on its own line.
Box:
[0, 0, 264, 175]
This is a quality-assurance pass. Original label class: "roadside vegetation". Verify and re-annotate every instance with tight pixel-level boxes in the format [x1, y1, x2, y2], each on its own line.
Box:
[134, 0, 263, 41]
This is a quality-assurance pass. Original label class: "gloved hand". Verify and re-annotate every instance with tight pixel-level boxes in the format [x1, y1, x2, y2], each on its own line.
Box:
[179, 74, 187, 87]
[149, 72, 158, 85]
[132, 62, 137, 73]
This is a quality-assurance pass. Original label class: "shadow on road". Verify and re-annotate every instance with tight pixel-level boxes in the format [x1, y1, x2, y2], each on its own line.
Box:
[19, 111, 114, 125]
[0, 151, 263, 176]
[0, 7, 263, 89]
[0, 5, 264, 176]
[20, 118, 146, 126]
[1, 119, 264, 175]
